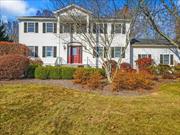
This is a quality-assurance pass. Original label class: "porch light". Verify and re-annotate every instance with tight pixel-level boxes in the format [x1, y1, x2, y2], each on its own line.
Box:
[63, 44, 67, 50]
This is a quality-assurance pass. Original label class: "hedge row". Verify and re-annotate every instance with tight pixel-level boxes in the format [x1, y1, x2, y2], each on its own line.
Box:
[34, 66, 105, 80]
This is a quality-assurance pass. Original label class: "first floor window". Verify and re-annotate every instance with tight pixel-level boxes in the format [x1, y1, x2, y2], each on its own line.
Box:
[28, 46, 38, 57]
[93, 47, 103, 57]
[138, 54, 151, 59]
[43, 46, 57, 57]
[160, 54, 173, 65]
[111, 47, 125, 58]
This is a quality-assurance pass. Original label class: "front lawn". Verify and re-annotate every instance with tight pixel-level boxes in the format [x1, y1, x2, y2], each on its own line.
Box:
[0, 82, 180, 135]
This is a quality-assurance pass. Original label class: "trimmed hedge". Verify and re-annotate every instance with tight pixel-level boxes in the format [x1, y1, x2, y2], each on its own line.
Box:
[61, 67, 76, 79]
[34, 66, 105, 80]
[48, 66, 62, 79]
[35, 66, 49, 79]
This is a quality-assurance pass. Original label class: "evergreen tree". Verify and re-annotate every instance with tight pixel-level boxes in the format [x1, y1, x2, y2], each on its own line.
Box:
[0, 23, 10, 41]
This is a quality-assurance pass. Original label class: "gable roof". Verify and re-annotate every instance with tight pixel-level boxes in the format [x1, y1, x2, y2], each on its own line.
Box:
[53, 4, 92, 15]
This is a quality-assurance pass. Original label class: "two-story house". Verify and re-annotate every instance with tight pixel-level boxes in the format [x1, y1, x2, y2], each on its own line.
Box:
[18, 4, 180, 68]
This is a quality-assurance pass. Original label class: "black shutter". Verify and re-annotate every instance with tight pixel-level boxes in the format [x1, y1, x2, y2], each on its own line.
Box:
[170, 55, 173, 65]
[35, 46, 38, 57]
[104, 23, 107, 34]
[24, 22, 27, 33]
[122, 47, 125, 58]
[111, 47, 114, 58]
[160, 54, 163, 64]
[122, 23, 126, 34]
[111, 24, 114, 34]
[43, 23, 46, 33]
[35, 22, 38, 33]
[60, 24, 63, 33]
[138, 54, 141, 59]
[54, 23, 57, 33]
[53, 47, 57, 57]
[42, 47, 45, 57]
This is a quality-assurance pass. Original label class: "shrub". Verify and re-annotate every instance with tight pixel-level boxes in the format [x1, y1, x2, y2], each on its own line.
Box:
[102, 60, 117, 73]
[25, 64, 39, 78]
[120, 62, 133, 72]
[87, 71, 102, 89]
[174, 65, 180, 78]
[112, 71, 153, 91]
[35, 66, 49, 79]
[61, 67, 76, 79]
[29, 58, 43, 66]
[48, 66, 62, 79]
[73, 67, 105, 85]
[136, 57, 153, 72]
[0, 54, 29, 80]
[0, 41, 29, 56]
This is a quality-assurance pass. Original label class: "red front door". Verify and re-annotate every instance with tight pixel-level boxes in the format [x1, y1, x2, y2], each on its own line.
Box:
[68, 46, 82, 64]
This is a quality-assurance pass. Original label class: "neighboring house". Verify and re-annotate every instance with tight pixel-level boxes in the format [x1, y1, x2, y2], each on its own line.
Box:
[18, 4, 180, 68]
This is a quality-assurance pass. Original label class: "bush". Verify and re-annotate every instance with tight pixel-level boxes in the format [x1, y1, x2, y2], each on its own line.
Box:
[73, 67, 105, 85]
[87, 71, 102, 89]
[29, 58, 43, 66]
[112, 71, 153, 91]
[120, 62, 133, 72]
[35, 66, 49, 79]
[48, 66, 62, 79]
[174, 65, 180, 78]
[0, 41, 29, 56]
[61, 67, 76, 79]
[0, 54, 29, 80]
[25, 64, 39, 78]
[102, 60, 117, 73]
[136, 57, 153, 72]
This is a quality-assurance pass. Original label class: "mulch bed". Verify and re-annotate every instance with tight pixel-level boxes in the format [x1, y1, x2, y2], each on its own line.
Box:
[0, 79, 178, 96]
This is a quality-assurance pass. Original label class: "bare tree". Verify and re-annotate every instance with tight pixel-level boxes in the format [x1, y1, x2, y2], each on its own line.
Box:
[49, 0, 140, 83]
[137, 0, 180, 48]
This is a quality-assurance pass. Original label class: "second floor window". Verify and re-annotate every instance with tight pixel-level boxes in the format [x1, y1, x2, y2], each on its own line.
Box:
[60, 23, 74, 33]
[111, 23, 126, 34]
[43, 23, 57, 33]
[92, 23, 107, 34]
[24, 22, 38, 33]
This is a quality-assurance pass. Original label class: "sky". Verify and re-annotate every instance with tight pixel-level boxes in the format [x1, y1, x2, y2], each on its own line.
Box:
[0, 0, 180, 23]
[0, 0, 52, 22]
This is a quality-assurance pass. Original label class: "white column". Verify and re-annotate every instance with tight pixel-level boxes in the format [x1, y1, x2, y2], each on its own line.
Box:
[86, 15, 89, 33]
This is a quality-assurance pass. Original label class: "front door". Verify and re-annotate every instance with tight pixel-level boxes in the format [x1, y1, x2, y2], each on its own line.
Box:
[68, 46, 82, 64]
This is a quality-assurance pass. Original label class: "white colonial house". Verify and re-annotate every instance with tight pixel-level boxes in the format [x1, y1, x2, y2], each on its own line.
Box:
[18, 4, 180, 68]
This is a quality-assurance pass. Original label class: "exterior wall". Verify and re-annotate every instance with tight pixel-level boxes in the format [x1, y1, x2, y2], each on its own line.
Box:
[19, 20, 58, 65]
[132, 46, 180, 68]
[19, 17, 130, 67]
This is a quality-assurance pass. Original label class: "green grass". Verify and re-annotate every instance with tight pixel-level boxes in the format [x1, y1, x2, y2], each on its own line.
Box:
[0, 81, 180, 135]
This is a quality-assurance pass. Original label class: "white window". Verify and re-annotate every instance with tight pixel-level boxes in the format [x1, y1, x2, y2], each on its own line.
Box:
[114, 24, 121, 33]
[60, 23, 73, 33]
[43, 46, 57, 58]
[92, 23, 107, 34]
[28, 22, 35, 32]
[93, 47, 103, 57]
[76, 24, 87, 33]
[160, 54, 173, 65]
[46, 23, 53, 32]
[28, 46, 38, 57]
[111, 47, 125, 58]
[138, 54, 151, 59]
